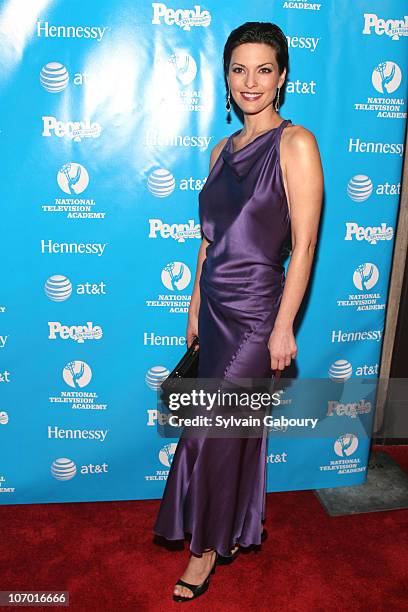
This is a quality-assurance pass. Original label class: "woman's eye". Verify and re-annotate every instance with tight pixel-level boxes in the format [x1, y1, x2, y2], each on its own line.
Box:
[232, 67, 272, 74]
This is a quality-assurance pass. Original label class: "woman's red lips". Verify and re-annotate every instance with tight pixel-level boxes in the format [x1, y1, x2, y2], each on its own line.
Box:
[240, 92, 263, 100]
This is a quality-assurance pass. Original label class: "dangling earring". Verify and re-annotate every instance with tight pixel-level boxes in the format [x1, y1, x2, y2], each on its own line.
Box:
[274, 86, 281, 112]
[226, 86, 231, 121]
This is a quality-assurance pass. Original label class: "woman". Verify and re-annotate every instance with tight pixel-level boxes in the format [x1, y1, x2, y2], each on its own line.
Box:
[153, 21, 323, 601]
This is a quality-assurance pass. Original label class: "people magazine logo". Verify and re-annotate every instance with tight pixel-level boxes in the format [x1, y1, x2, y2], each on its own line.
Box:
[327, 401, 372, 419]
[148, 219, 201, 243]
[145, 261, 192, 313]
[44, 275, 107, 301]
[362, 13, 408, 41]
[41, 162, 106, 220]
[344, 222, 394, 244]
[48, 321, 103, 343]
[48, 361, 107, 411]
[319, 434, 365, 475]
[346, 174, 400, 201]
[335, 262, 385, 312]
[353, 60, 405, 119]
[42, 116, 102, 142]
[151, 3, 211, 30]
[50, 458, 109, 480]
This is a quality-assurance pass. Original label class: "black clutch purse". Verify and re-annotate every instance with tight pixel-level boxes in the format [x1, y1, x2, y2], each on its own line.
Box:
[160, 336, 200, 408]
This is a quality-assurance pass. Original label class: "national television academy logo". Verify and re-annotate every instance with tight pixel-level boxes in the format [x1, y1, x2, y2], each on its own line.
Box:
[161, 262, 191, 290]
[63, 361, 92, 388]
[159, 443, 177, 467]
[168, 51, 197, 86]
[334, 434, 359, 457]
[372, 61, 402, 94]
[353, 263, 379, 291]
[57, 163, 89, 195]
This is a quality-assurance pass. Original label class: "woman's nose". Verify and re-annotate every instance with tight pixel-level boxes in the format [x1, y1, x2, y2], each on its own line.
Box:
[244, 73, 258, 88]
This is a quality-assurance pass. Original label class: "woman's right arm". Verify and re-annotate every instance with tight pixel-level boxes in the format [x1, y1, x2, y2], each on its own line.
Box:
[186, 136, 228, 348]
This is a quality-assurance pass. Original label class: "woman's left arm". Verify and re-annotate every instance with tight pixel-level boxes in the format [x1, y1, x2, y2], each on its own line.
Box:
[268, 126, 324, 371]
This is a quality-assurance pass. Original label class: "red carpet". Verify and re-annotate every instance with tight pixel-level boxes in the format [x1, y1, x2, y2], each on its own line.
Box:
[1, 445, 407, 611]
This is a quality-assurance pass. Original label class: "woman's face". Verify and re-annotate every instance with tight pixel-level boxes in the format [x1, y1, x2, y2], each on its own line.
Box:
[227, 42, 286, 114]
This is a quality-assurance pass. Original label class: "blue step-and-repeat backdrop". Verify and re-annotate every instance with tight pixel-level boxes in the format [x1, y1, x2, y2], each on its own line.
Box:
[0, 1, 407, 503]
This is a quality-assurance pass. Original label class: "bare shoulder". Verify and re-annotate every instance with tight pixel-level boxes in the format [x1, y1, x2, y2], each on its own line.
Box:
[281, 123, 319, 155]
[209, 136, 229, 171]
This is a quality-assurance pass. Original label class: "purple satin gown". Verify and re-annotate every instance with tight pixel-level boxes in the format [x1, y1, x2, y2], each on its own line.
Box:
[153, 119, 292, 557]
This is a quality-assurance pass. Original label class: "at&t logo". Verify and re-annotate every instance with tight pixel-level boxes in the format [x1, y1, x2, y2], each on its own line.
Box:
[145, 366, 170, 389]
[347, 175, 373, 201]
[51, 457, 108, 480]
[147, 168, 176, 197]
[44, 275, 107, 301]
[347, 174, 400, 200]
[329, 359, 379, 379]
[40, 62, 69, 92]
[328, 360, 353, 382]
[44, 276, 72, 301]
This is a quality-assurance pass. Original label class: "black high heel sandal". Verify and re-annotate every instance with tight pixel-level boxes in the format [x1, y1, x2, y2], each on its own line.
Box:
[216, 527, 268, 566]
[173, 549, 218, 603]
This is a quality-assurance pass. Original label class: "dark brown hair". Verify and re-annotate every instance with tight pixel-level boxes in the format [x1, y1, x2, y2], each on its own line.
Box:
[223, 21, 289, 80]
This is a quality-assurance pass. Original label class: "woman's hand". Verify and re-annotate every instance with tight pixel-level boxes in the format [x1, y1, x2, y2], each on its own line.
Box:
[186, 307, 200, 350]
[267, 325, 297, 372]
